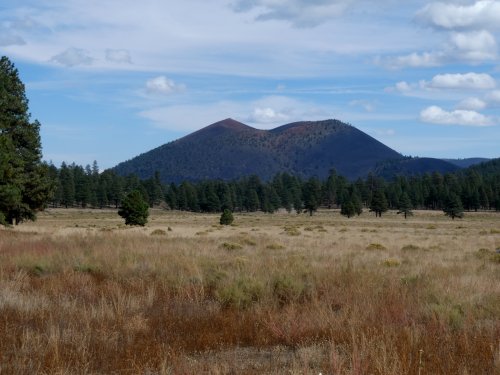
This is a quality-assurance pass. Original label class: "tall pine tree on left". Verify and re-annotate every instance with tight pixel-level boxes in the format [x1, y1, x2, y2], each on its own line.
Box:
[0, 56, 54, 225]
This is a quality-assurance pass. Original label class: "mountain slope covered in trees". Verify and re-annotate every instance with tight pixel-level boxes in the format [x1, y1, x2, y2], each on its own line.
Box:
[113, 119, 406, 182]
[113, 118, 465, 182]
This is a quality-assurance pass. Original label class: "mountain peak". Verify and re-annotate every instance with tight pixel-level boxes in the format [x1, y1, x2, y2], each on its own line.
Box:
[207, 118, 251, 130]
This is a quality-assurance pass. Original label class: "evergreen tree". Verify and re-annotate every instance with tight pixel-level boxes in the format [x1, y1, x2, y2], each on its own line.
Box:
[0, 136, 21, 223]
[88, 163, 98, 208]
[258, 185, 280, 213]
[59, 162, 75, 208]
[323, 169, 337, 209]
[369, 189, 388, 217]
[219, 209, 234, 225]
[96, 176, 108, 208]
[47, 163, 61, 207]
[165, 183, 178, 210]
[351, 191, 363, 216]
[443, 193, 464, 220]
[142, 171, 164, 207]
[245, 189, 260, 212]
[397, 192, 413, 219]
[303, 177, 322, 216]
[219, 182, 234, 211]
[109, 173, 124, 208]
[74, 165, 91, 207]
[341, 200, 356, 218]
[204, 183, 221, 212]
[289, 177, 303, 214]
[118, 190, 149, 226]
[183, 181, 199, 211]
[0, 56, 53, 224]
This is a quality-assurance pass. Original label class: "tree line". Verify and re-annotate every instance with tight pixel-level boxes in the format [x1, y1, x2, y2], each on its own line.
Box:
[46, 160, 500, 218]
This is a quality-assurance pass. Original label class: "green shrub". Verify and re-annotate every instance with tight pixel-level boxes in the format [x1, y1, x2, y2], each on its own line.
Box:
[283, 226, 300, 236]
[272, 274, 310, 305]
[220, 209, 234, 225]
[221, 242, 243, 251]
[150, 229, 167, 236]
[216, 278, 263, 309]
[118, 190, 149, 226]
[366, 243, 386, 251]
[383, 258, 401, 267]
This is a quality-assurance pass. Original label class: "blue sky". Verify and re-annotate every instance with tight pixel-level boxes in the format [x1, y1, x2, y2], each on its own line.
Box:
[1, 0, 499, 169]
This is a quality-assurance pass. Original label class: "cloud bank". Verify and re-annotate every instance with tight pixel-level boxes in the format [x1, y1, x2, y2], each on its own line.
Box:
[420, 105, 495, 126]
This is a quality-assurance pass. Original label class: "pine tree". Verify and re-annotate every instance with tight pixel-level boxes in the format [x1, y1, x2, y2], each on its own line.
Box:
[165, 183, 178, 210]
[323, 170, 337, 209]
[96, 177, 108, 208]
[397, 192, 413, 219]
[219, 182, 234, 211]
[303, 177, 322, 216]
[0, 56, 53, 224]
[109, 173, 124, 208]
[341, 200, 356, 218]
[443, 193, 464, 220]
[369, 189, 388, 217]
[118, 190, 149, 226]
[204, 183, 221, 212]
[246, 189, 260, 212]
[352, 191, 363, 216]
[59, 162, 75, 208]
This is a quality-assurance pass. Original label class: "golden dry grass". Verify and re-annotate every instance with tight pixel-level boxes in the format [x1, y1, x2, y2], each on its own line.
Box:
[1, 208, 499, 374]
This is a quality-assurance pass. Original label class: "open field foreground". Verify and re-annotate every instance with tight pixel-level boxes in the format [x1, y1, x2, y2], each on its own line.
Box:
[1, 209, 499, 374]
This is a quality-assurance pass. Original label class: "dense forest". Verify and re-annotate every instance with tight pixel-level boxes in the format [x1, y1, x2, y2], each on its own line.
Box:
[46, 158, 500, 217]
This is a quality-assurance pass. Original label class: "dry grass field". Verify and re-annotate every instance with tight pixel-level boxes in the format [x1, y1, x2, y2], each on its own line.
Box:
[1, 208, 499, 374]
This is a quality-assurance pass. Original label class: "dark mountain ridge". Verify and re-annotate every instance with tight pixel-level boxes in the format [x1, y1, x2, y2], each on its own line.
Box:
[113, 118, 465, 183]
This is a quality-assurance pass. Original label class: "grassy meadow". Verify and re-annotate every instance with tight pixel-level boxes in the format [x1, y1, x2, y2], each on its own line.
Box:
[0, 208, 499, 374]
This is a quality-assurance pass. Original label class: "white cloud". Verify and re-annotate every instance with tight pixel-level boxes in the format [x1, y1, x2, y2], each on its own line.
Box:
[105, 49, 132, 64]
[249, 107, 289, 123]
[417, 1, 500, 30]
[448, 30, 497, 61]
[145, 76, 185, 95]
[245, 95, 328, 125]
[388, 73, 496, 98]
[383, 51, 444, 69]
[456, 97, 487, 110]
[51, 48, 94, 67]
[384, 30, 498, 68]
[384, 1, 500, 69]
[420, 105, 494, 126]
[386, 81, 414, 93]
[426, 72, 496, 90]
